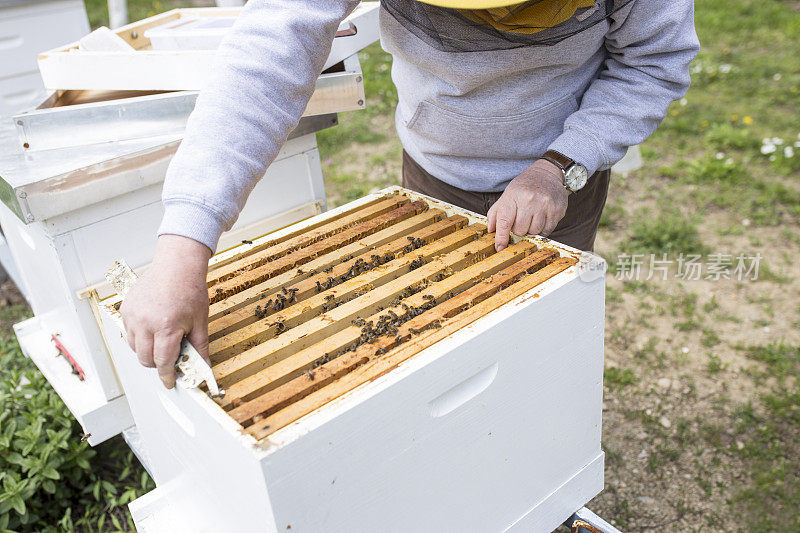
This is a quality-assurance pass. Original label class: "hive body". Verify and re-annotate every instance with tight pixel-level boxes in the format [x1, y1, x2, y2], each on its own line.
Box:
[97, 187, 606, 532]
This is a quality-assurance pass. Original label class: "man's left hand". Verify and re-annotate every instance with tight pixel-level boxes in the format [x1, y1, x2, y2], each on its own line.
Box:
[487, 159, 569, 251]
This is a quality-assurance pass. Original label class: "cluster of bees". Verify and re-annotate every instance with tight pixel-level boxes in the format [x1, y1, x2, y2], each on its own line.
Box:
[253, 287, 299, 318]
[314, 250, 400, 293]
[345, 293, 440, 355]
[403, 235, 427, 253]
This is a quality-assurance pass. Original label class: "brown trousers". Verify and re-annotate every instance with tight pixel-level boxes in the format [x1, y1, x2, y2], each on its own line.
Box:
[401, 150, 610, 252]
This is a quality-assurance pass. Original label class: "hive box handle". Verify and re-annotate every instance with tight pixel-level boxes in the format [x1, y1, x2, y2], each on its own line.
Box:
[428, 362, 498, 418]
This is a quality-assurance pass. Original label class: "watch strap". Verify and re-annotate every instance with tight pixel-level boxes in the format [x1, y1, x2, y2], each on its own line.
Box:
[541, 150, 575, 172]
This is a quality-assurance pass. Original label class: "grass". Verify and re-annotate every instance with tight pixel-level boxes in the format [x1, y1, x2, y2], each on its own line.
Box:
[604, 367, 638, 390]
[628, 209, 707, 256]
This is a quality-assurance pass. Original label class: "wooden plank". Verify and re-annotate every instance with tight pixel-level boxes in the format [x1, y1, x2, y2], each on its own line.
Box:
[219, 242, 550, 409]
[207, 195, 409, 287]
[208, 215, 466, 340]
[207, 209, 444, 321]
[208, 199, 425, 303]
[231, 252, 570, 425]
[210, 225, 488, 366]
[212, 229, 492, 385]
[208, 201, 329, 273]
[245, 256, 578, 436]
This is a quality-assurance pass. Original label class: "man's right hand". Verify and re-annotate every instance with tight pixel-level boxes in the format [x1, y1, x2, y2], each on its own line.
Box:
[120, 234, 213, 389]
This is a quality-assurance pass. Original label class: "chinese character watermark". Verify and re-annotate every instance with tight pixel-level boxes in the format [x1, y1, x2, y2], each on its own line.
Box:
[615, 253, 762, 281]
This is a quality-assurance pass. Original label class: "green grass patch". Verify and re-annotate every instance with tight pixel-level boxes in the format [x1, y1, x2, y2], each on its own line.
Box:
[746, 342, 800, 381]
[730, 342, 800, 530]
[628, 210, 707, 256]
[604, 367, 638, 390]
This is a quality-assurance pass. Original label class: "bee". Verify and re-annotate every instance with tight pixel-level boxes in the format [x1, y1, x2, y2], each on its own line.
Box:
[241, 239, 253, 245]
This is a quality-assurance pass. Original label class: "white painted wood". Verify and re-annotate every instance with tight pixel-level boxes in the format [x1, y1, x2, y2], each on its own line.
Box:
[507, 453, 605, 532]
[37, 4, 379, 91]
[0, 0, 88, 117]
[90, 190, 606, 531]
[0, 0, 89, 79]
[3, 130, 330, 445]
[0, 71, 44, 118]
[14, 315, 133, 445]
[256, 273, 605, 532]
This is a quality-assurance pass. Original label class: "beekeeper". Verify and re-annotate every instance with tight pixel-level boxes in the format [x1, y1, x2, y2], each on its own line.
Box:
[121, 0, 699, 387]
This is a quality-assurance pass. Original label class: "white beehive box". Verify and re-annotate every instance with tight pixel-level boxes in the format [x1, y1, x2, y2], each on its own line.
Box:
[94, 187, 606, 532]
[1, 3, 381, 448]
[36, 3, 380, 91]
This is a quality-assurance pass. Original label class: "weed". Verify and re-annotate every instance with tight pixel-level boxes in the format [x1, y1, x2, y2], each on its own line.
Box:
[746, 342, 799, 381]
[706, 353, 728, 374]
[628, 210, 706, 256]
[604, 367, 638, 390]
[701, 328, 721, 347]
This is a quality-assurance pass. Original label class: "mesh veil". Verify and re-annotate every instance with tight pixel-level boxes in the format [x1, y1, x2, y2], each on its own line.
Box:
[382, 0, 635, 52]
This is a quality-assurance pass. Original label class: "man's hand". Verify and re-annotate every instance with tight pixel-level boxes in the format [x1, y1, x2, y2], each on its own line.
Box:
[487, 159, 569, 251]
[120, 235, 212, 389]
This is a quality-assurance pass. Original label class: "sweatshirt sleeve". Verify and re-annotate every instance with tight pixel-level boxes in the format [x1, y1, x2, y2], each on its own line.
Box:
[547, 0, 700, 176]
[158, 0, 360, 252]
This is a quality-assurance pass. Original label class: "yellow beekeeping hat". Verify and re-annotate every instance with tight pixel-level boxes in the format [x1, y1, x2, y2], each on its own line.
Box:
[416, 0, 525, 6]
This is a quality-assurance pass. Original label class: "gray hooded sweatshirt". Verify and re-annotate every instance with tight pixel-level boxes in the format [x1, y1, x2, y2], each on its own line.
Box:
[158, 0, 699, 252]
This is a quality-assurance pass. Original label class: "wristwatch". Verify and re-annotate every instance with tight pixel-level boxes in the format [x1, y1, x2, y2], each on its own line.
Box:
[541, 150, 589, 193]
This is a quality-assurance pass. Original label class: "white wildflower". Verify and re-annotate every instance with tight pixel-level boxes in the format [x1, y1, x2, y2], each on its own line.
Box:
[773, 73, 782, 81]
[715, 152, 725, 159]
[794, 141, 800, 148]
[760, 143, 776, 155]
[680, 98, 688, 106]
[771, 137, 784, 145]
[719, 64, 732, 73]
[784, 146, 794, 158]
[725, 158, 734, 166]
[769, 155, 776, 161]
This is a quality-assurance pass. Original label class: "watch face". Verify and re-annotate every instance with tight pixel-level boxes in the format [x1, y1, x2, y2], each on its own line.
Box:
[565, 164, 589, 191]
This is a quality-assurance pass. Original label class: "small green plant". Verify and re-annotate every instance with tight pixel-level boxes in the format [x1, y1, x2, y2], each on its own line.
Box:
[604, 367, 637, 390]
[628, 210, 706, 256]
[599, 204, 626, 230]
[0, 335, 153, 531]
[746, 342, 799, 381]
[701, 328, 721, 347]
[704, 122, 759, 151]
[706, 353, 728, 374]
